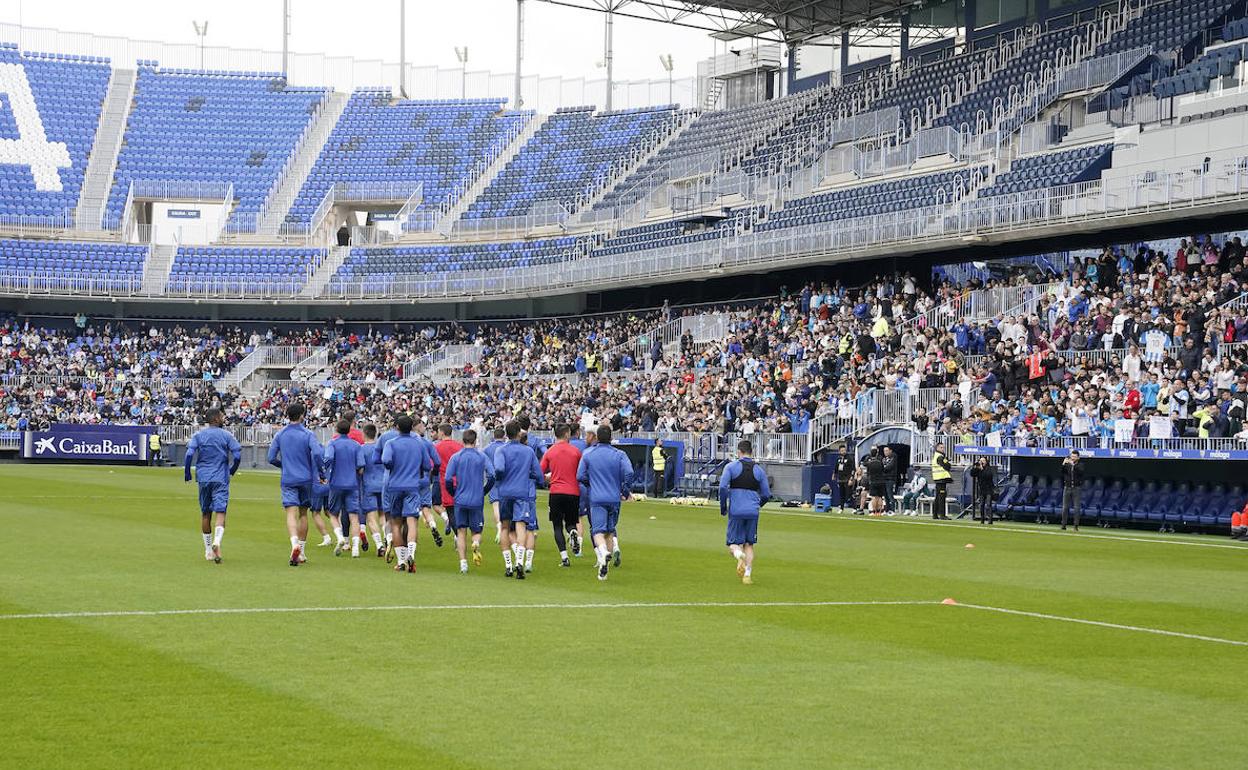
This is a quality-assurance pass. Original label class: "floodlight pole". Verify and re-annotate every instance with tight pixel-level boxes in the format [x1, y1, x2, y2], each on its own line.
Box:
[514, 0, 525, 108]
[455, 47, 469, 100]
[604, 3, 615, 111]
[660, 54, 674, 105]
[192, 21, 208, 71]
[399, 0, 408, 98]
[281, 0, 290, 78]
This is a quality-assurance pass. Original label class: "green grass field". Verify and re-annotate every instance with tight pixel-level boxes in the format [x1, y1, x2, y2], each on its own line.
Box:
[2, 464, 1246, 769]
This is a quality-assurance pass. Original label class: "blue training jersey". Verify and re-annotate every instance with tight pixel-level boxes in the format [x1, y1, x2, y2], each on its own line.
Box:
[415, 433, 440, 478]
[445, 446, 495, 508]
[360, 443, 385, 493]
[376, 428, 400, 487]
[382, 433, 433, 492]
[185, 426, 241, 484]
[267, 423, 323, 486]
[493, 441, 542, 501]
[323, 436, 365, 490]
[719, 458, 770, 519]
[577, 443, 633, 505]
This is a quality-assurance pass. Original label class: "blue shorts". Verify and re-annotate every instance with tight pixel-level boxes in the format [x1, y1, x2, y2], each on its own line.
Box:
[362, 491, 384, 514]
[726, 516, 759, 545]
[281, 483, 313, 509]
[499, 498, 537, 527]
[329, 488, 360, 516]
[310, 493, 329, 513]
[589, 503, 620, 536]
[381, 488, 394, 517]
[418, 483, 433, 509]
[198, 481, 229, 514]
[390, 489, 423, 519]
[453, 505, 485, 533]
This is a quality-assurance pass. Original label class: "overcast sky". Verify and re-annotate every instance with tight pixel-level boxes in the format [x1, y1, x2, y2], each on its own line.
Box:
[2, 0, 717, 84]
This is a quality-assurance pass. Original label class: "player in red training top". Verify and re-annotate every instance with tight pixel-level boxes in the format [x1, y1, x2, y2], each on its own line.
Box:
[434, 423, 464, 537]
[540, 423, 583, 567]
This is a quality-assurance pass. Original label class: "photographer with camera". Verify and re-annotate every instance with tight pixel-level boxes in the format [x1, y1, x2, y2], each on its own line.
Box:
[969, 457, 995, 525]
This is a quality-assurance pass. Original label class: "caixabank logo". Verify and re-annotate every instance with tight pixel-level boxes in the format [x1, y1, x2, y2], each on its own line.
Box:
[23, 426, 150, 462]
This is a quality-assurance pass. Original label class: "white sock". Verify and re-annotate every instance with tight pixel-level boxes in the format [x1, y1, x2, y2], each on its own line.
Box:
[560, 550, 568, 561]
[290, 535, 299, 550]
[202, 533, 212, 549]
[515, 546, 526, 569]
[744, 565, 752, 577]
[524, 549, 534, 570]
[333, 524, 344, 542]
[730, 545, 744, 560]
[503, 550, 514, 569]
[385, 531, 393, 545]
[407, 541, 416, 561]
[351, 539, 360, 556]
[372, 532, 384, 548]
[441, 512, 450, 524]
[297, 539, 306, 553]
[595, 546, 608, 565]
[396, 545, 408, 564]
[213, 526, 224, 547]
[459, 559, 468, 571]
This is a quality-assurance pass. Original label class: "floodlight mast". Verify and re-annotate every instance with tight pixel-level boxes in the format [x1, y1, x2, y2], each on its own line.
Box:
[281, 0, 290, 78]
[400, 0, 408, 98]
[514, 0, 526, 108]
[455, 47, 469, 100]
[192, 21, 208, 71]
[604, 3, 615, 111]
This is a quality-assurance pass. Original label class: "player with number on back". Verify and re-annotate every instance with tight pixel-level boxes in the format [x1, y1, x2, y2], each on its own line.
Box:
[184, 408, 241, 564]
[266, 403, 324, 567]
[576, 425, 633, 582]
[719, 439, 770, 585]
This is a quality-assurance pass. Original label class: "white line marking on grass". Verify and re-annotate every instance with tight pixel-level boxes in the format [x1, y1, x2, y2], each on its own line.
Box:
[0, 599, 941, 621]
[951, 602, 1248, 647]
[768, 510, 1248, 550]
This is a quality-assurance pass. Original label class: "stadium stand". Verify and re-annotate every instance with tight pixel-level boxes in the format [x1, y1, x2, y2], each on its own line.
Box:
[0, 44, 110, 225]
[463, 104, 682, 221]
[165, 245, 325, 294]
[0, 238, 145, 287]
[106, 66, 327, 228]
[286, 91, 529, 226]
[980, 144, 1113, 197]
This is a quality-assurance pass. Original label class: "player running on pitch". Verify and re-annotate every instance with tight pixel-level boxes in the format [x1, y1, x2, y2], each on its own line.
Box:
[719, 439, 770, 585]
[541, 423, 582, 567]
[493, 420, 543, 579]
[381, 415, 433, 573]
[359, 424, 388, 557]
[322, 418, 366, 558]
[443, 428, 494, 573]
[576, 425, 633, 581]
[266, 403, 324, 567]
[483, 427, 506, 543]
[183, 408, 241, 563]
[412, 418, 445, 547]
[434, 423, 463, 538]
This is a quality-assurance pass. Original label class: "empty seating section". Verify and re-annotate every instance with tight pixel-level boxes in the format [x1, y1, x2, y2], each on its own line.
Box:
[1098, 0, 1237, 57]
[1154, 39, 1245, 98]
[0, 45, 110, 224]
[939, 28, 1077, 132]
[993, 474, 1245, 530]
[167, 246, 322, 293]
[740, 80, 874, 176]
[595, 207, 759, 257]
[464, 105, 680, 220]
[594, 97, 810, 216]
[328, 237, 585, 292]
[0, 238, 144, 282]
[873, 48, 993, 128]
[981, 143, 1112, 197]
[289, 91, 527, 225]
[757, 168, 981, 231]
[108, 67, 326, 227]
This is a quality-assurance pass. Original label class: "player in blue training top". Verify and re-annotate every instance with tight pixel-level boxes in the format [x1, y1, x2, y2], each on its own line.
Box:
[412, 418, 445, 548]
[718, 439, 771, 585]
[518, 428, 543, 574]
[443, 428, 495, 574]
[322, 418, 366, 558]
[266, 402, 324, 567]
[493, 420, 544, 580]
[382, 415, 434, 573]
[183, 408, 241, 564]
[375, 412, 404, 560]
[309, 478, 334, 549]
[482, 427, 507, 544]
[359, 424, 388, 557]
[576, 424, 634, 582]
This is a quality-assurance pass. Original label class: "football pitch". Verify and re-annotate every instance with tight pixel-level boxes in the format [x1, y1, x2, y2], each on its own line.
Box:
[2, 464, 1246, 769]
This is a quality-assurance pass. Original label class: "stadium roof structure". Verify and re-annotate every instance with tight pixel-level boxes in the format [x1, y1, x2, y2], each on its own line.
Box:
[537, 0, 921, 44]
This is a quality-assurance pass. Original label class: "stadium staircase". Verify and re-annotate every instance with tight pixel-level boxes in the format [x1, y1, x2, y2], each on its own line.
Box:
[427, 113, 547, 236]
[400, 344, 483, 383]
[74, 67, 137, 231]
[605, 312, 730, 368]
[255, 91, 349, 236]
[140, 242, 176, 294]
[568, 111, 697, 225]
[215, 345, 331, 394]
[300, 245, 351, 298]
